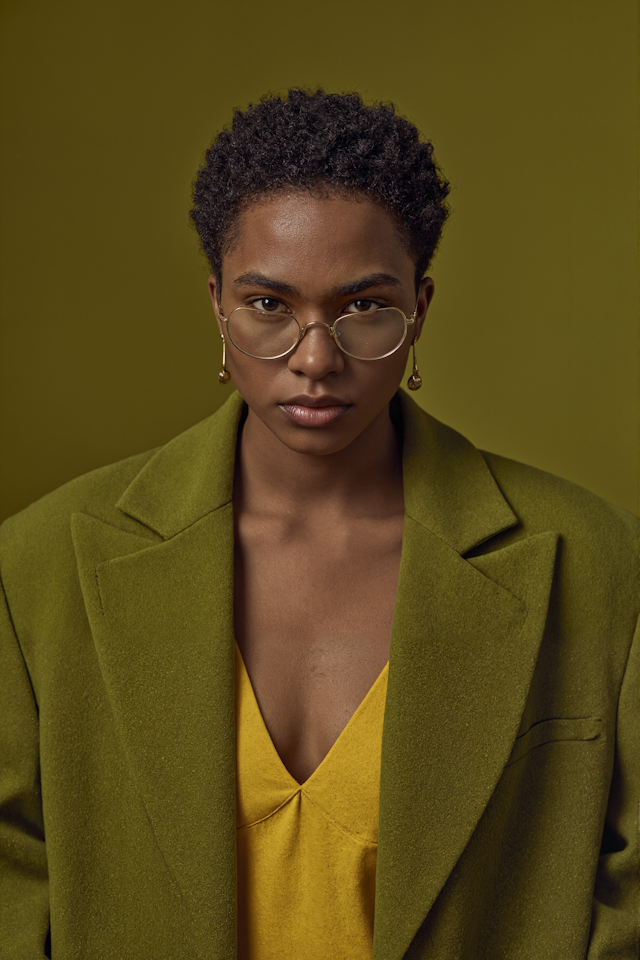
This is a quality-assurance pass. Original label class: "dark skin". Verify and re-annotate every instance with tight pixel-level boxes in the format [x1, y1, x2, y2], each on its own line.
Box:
[208, 190, 435, 784]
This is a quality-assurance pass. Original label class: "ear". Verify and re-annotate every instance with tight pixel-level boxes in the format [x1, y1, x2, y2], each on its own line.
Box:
[207, 275, 225, 338]
[413, 276, 435, 341]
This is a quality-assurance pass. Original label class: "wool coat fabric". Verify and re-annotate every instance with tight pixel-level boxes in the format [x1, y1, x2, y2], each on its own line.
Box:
[0, 389, 638, 960]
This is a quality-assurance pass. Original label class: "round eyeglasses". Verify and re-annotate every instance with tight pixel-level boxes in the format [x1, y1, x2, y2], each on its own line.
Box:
[219, 303, 417, 362]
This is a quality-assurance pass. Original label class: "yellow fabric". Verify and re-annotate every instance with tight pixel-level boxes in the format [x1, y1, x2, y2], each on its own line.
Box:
[235, 642, 389, 960]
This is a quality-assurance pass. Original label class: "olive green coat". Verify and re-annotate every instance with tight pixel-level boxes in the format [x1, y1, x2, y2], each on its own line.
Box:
[1, 390, 638, 959]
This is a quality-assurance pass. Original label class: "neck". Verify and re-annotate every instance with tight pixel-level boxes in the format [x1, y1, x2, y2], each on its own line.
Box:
[234, 403, 404, 521]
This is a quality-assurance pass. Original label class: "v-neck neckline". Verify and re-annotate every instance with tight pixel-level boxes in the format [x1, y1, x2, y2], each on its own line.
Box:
[234, 641, 389, 788]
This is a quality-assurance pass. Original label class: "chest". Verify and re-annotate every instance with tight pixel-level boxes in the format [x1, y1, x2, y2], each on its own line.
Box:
[233, 513, 404, 783]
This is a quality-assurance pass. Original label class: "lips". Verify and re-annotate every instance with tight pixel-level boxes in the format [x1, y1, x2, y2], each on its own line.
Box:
[279, 395, 352, 427]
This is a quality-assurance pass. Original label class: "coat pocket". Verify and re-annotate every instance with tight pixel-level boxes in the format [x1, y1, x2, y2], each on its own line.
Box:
[506, 717, 603, 768]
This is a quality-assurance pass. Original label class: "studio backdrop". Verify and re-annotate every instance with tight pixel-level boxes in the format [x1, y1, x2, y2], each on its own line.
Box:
[0, 0, 637, 522]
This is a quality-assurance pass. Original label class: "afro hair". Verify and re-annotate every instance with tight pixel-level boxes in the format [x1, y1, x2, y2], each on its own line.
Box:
[190, 88, 450, 290]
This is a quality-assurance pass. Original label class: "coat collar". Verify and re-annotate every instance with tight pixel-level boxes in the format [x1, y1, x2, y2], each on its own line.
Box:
[114, 389, 245, 538]
[72, 390, 557, 959]
[395, 389, 517, 553]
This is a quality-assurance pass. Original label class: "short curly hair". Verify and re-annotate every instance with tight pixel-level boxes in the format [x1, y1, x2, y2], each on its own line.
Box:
[190, 88, 450, 291]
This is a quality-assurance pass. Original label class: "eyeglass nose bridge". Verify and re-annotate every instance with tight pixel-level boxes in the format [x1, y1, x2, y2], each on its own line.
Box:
[296, 319, 339, 344]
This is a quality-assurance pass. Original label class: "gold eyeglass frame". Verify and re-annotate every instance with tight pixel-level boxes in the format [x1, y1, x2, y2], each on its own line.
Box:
[217, 302, 419, 362]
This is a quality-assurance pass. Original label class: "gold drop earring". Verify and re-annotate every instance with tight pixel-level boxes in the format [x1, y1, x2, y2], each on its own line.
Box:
[218, 333, 231, 384]
[407, 336, 422, 391]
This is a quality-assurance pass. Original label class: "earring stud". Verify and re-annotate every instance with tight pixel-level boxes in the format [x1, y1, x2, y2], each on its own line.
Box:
[218, 333, 231, 384]
[407, 337, 422, 391]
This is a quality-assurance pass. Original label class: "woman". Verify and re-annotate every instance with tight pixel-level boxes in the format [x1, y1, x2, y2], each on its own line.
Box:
[0, 89, 638, 960]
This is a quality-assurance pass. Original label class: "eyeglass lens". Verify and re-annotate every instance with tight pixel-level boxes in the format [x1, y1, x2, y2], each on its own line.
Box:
[227, 307, 407, 361]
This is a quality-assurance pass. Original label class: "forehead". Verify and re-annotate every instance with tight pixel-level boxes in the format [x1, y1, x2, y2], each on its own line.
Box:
[223, 191, 415, 294]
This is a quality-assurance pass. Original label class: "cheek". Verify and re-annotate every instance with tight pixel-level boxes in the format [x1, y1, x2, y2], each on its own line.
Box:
[362, 344, 412, 389]
[224, 347, 285, 400]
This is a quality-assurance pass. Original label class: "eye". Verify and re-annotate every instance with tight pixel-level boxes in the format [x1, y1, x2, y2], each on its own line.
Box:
[250, 297, 287, 313]
[344, 299, 383, 314]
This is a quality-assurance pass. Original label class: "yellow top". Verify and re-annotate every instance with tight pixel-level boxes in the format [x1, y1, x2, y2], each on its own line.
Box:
[235, 643, 389, 960]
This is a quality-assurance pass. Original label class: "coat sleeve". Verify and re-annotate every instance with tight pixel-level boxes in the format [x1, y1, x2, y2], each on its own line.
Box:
[588, 613, 640, 959]
[0, 574, 50, 959]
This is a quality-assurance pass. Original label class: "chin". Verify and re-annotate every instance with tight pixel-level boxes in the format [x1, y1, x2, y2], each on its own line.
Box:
[280, 426, 361, 457]
[266, 415, 364, 457]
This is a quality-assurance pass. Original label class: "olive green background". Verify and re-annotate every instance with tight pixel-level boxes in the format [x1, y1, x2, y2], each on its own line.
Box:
[0, 0, 637, 523]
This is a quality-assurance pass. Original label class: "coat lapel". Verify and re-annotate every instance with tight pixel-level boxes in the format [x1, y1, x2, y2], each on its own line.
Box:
[72, 392, 245, 959]
[372, 393, 559, 960]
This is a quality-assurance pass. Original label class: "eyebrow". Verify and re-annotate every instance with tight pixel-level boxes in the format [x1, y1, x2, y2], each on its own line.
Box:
[232, 271, 402, 299]
[232, 273, 299, 297]
[329, 273, 402, 297]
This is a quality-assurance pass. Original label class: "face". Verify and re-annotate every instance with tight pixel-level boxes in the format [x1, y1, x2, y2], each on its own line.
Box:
[208, 190, 434, 457]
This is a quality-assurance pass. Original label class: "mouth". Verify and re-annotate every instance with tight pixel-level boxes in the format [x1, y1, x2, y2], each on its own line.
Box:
[279, 395, 352, 427]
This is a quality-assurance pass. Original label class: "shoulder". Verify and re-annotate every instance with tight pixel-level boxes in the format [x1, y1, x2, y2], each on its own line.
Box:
[0, 392, 245, 588]
[400, 392, 638, 618]
[398, 392, 638, 579]
[477, 449, 639, 618]
[0, 447, 162, 590]
[480, 448, 638, 550]
[2, 447, 158, 539]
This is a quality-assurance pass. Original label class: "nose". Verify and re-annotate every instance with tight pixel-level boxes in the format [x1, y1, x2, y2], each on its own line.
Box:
[287, 321, 345, 380]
